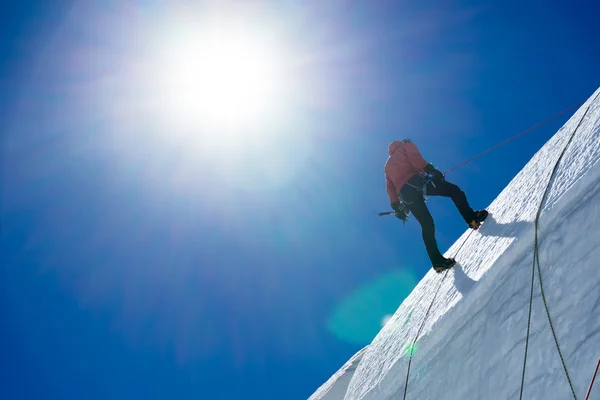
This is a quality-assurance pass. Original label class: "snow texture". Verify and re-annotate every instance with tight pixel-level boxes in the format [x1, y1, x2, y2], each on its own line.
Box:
[310, 87, 600, 400]
[308, 347, 368, 400]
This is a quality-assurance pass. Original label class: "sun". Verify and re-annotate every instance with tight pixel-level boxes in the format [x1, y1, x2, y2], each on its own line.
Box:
[156, 24, 285, 131]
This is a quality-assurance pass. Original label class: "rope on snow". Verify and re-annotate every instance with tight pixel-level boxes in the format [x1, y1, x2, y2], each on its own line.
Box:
[585, 358, 600, 400]
[402, 229, 475, 400]
[519, 90, 600, 400]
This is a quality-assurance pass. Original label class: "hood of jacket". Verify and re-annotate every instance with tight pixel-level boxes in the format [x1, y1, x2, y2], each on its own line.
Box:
[388, 139, 411, 155]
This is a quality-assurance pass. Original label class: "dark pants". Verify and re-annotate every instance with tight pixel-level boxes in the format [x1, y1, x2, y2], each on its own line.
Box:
[400, 175, 476, 265]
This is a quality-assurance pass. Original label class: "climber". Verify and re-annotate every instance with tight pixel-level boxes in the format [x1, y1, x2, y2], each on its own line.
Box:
[384, 139, 488, 273]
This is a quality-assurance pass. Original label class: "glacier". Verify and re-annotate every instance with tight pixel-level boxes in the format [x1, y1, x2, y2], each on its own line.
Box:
[309, 87, 600, 400]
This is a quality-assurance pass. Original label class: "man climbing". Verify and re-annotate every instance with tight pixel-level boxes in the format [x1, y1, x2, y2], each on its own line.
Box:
[384, 139, 488, 273]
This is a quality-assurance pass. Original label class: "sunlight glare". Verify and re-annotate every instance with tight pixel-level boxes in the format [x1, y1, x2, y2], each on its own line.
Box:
[101, 5, 316, 193]
[159, 25, 284, 131]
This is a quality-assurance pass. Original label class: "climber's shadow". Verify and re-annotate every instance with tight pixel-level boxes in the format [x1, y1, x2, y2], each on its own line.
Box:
[451, 212, 533, 296]
[453, 263, 477, 295]
[477, 212, 532, 238]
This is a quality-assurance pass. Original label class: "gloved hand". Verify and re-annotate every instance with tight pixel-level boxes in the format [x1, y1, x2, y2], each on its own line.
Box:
[391, 201, 409, 221]
[424, 163, 445, 183]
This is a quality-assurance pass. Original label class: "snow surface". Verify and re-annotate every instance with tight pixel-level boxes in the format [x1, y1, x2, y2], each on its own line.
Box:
[308, 347, 368, 400]
[310, 87, 600, 400]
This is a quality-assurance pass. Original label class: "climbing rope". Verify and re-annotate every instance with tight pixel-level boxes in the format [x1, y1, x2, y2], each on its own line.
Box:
[519, 91, 600, 400]
[402, 229, 476, 400]
[585, 358, 600, 400]
[443, 100, 586, 175]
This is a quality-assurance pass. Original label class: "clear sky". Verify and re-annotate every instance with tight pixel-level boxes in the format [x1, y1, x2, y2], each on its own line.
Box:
[1, 1, 598, 399]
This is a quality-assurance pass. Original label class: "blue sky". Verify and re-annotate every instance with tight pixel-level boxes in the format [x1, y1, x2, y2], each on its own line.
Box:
[1, 1, 598, 399]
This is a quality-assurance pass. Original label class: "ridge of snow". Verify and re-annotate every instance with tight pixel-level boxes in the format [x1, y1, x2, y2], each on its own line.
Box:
[308, 347, 368, 400]
[309, 87, 600, 400]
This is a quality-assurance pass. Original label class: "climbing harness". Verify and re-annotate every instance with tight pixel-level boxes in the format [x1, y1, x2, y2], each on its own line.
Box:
[404, 173, 435, 199]
[378, 175, 434, 223]
[397, 175, 434, 224]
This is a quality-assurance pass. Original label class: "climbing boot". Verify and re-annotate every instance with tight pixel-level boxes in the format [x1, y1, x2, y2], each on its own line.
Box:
[433, 258, 457, 273]
[468, 210, 489, 230]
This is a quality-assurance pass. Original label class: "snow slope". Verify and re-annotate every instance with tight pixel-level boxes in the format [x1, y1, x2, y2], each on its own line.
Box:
[310, 87, 600, 400]
[308, 347, 368, 400]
